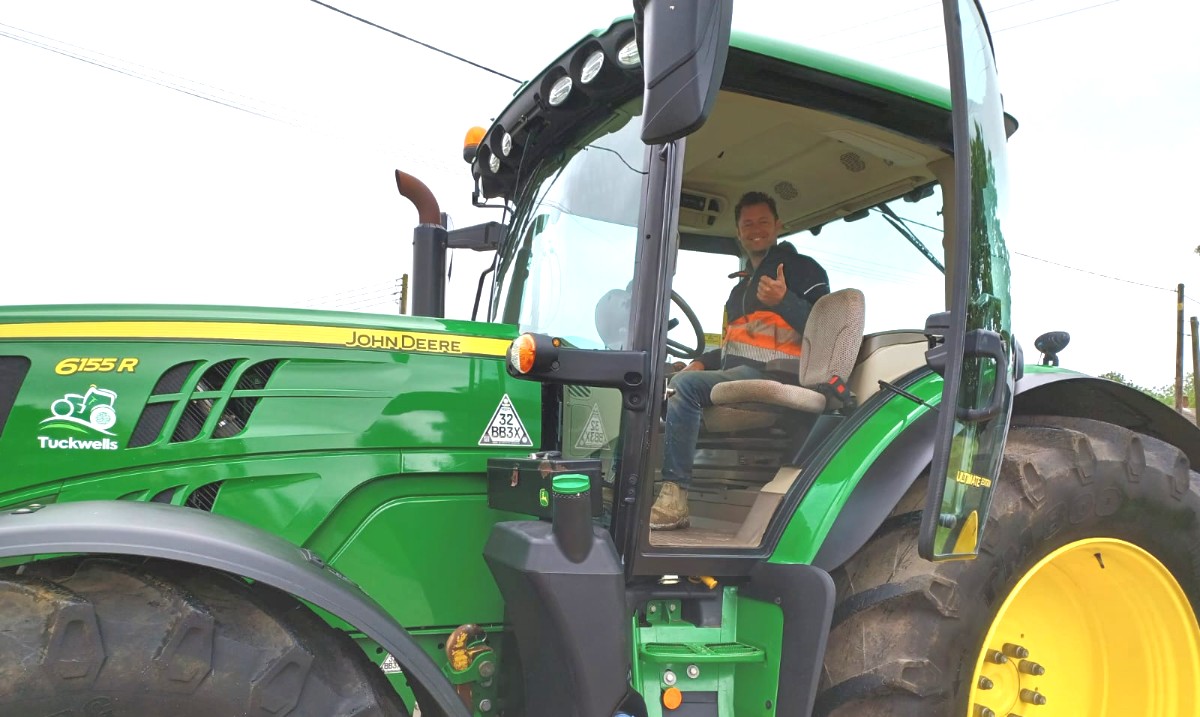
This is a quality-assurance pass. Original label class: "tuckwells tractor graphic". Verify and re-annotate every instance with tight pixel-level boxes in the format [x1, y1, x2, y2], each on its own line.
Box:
[47, 385, 118, 432]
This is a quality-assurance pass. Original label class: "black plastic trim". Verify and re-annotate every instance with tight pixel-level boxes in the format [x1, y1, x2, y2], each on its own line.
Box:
[484, 520, 629, 717]
[0, 501, 469, 717]
[511, 346, 650, 413]
[743, 562, 835, 717]
[618, 137, 685, 572]
[811, 410, 937, 571]
[0, 356, 31, 439]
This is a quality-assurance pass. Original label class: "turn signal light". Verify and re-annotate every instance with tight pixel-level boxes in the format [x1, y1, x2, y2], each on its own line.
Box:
[509, 334, 537, 374]
[507, 333, 562, 375]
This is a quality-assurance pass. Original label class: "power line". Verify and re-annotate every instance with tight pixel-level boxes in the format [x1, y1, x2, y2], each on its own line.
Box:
[807, 1, 939, 42]
[992, 0, 1120, 33]
[841, 0, 1048, 52]
[0, 21, 295, 116]
[887, 212, 1190, 300]
[1011, 251, 1177, 294]
[0, 25, 285, 123]
[304, 278, 401, 306]
[0, 22, 458, 177]
[880, 0, 1121, 60]
[307, 0, 521, 83]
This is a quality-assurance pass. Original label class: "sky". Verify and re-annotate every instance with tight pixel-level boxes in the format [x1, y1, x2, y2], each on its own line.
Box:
[1, 0, 1198, 389]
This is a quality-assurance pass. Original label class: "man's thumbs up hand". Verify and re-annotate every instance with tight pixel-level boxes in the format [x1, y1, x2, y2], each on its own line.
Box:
[757, 264, 788, 306]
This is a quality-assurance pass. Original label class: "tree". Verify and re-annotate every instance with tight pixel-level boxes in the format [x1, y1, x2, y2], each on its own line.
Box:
[1102, 371, 1195, 407]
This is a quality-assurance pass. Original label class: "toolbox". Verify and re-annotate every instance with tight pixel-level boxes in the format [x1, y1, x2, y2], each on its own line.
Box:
[486, 454, 604, 519]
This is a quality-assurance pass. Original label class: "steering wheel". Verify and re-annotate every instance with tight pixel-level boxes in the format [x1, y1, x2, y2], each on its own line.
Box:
[667, 291, 706, 360]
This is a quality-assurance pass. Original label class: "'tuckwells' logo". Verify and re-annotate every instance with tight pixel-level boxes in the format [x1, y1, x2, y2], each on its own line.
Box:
[37, 385, 121, 451]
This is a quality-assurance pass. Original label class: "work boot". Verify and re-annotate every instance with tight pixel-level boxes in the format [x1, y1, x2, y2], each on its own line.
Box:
[649, 481, 690, 530]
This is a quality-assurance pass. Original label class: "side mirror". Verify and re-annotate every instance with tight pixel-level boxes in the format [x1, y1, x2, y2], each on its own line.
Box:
[636, 0, 733, 144]
[923, 311, 951, 376]
[447, 222, 505, 252]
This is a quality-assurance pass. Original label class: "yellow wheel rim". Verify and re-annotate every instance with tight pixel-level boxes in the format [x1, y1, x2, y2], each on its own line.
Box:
[968, 538, 1200, 716]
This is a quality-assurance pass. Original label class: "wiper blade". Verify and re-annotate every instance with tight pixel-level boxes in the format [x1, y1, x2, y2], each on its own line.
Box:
[878, 204, 944, 273]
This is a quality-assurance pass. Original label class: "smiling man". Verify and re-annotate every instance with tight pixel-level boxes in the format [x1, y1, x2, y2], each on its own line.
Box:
[650, 190, 830, 530]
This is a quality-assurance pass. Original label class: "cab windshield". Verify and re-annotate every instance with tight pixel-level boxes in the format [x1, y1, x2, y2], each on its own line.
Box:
[492, 104, 646, 350]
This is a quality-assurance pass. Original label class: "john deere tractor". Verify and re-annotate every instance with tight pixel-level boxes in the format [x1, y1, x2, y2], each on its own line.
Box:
[2, 2, 1198, 716]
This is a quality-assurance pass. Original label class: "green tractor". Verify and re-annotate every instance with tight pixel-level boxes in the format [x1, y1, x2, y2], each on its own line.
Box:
[2, 2, 1198, 716]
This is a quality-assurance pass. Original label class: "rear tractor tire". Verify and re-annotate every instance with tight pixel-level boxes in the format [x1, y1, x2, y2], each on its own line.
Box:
[0, 556, 409, 716]
[817, 416, 1200, 716]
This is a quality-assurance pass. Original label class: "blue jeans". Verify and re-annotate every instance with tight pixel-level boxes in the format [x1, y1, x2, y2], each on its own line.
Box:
[662, 365, 765, 487]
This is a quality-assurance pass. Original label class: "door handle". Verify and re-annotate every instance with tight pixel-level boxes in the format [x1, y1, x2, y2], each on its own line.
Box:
[957, 329, 1009, 422]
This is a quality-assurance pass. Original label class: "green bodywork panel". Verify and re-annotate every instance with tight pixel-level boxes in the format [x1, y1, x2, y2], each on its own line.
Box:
[772, 374, 943, 565]
[0, 303, 537, 627]
[577, 16, 951, 111]
[633, 587, 781, 717]
[729, 30, 950, 108]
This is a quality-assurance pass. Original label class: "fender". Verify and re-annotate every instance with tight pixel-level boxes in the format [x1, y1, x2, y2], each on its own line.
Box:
[812, 369, 1200, 572]
[0, 500, 470, 717]
[1013, 370, 1200, 466]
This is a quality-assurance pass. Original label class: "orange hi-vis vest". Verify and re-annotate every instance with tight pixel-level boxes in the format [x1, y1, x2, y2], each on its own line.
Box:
[723, 310, 803, 364]
[700, 241, 829, 371]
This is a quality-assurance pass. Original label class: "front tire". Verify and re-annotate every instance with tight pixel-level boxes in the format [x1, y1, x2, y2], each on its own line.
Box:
[0, 556, 409, 716]
[816, 416, 1200, 716]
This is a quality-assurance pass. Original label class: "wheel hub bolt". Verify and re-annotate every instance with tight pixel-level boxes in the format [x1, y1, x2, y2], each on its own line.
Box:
[974, 705, 996, 717]
[986, 649, 1009, 664]
[1020, 689, 1048, 705]
[1003, 643, 1030, 659]
[1018, 660, 1046, 676]
[978, 676, 995, 690]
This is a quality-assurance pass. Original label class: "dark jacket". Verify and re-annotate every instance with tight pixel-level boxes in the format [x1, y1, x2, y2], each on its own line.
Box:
[697, 241, 829, 370]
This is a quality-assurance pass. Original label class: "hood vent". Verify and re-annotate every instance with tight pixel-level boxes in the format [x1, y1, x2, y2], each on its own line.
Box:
[152, 361, 199, 395]
[129, 358, 282, 447]
[185, 481, 223, 511]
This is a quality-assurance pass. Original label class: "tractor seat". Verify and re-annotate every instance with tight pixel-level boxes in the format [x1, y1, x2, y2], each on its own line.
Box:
[701, 288, 866, 432]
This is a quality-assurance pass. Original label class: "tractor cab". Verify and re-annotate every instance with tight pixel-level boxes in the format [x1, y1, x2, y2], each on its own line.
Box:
[489, 88, 947, 549]
[471, 0, 1015, 572]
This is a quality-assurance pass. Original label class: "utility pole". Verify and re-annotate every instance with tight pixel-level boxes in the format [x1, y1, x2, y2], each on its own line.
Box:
[1177, 284, 1186, 412]
[1192, 316, 1199, 425]
[396, 274, 410, 315]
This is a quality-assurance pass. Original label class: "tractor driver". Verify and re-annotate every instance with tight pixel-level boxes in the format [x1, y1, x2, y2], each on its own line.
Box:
[650, 191, 830, 530]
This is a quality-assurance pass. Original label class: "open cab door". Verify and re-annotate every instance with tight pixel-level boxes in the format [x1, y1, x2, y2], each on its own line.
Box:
[919, 0, 1015, 560]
